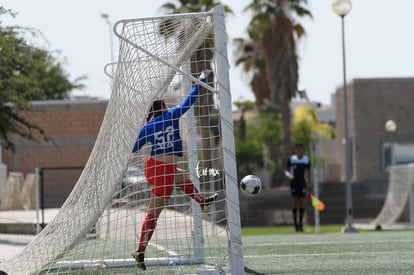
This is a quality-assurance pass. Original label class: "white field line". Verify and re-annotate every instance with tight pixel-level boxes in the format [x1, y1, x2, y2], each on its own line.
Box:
[148, 242, 179, 256]
[244, 250, 414, 258]
[244, 238, 414, 247]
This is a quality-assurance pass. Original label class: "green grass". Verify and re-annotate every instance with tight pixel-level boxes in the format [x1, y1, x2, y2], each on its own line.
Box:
[242, 230, 414, 275]
[37, 226, 414, 274]
[241, 224, 414, 236]
[242, 224, 344, 235]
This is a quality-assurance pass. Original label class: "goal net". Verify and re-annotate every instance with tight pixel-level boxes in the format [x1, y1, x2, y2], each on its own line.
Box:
[371, 164, 414, 228]
[0, 6, 243, 275]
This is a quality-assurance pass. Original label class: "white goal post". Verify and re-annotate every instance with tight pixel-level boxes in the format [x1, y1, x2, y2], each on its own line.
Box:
[0, 6, 244, 275]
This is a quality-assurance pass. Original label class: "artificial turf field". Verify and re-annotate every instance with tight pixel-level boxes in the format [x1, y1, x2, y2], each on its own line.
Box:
[38, 226, 414, 274]
[242, 228, 414, 274]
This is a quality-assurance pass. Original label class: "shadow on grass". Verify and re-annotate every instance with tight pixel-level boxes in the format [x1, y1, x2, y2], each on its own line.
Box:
[244, 266, 267, 275]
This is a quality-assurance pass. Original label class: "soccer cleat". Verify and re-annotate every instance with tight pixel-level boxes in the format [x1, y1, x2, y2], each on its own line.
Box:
[202, 193, 218, 212]
[132, 249, 146, 271]
[294, 224, 303, 232]
[198, 69, 212, 82]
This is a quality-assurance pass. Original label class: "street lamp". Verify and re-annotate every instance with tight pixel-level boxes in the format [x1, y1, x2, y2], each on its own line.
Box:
[384, 119, 397, 166]
[332, 0, 358, 233]
[101, 13, 115, 64]
[384, 119, 397, 133]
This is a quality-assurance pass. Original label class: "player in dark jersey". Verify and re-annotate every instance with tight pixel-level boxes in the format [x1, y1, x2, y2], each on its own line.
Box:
[285, 143, 312, 232]
[131, 71, 217, 270]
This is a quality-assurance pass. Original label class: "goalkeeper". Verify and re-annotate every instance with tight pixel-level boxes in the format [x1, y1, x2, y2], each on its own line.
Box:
[131, 70, 217, 271]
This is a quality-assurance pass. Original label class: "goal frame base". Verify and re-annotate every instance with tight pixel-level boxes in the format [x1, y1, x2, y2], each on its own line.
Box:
[49, 257, 228, 274]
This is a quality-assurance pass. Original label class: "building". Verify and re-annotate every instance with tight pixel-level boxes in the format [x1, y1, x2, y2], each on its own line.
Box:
[1, 99, 107, 207]
[334, 78, 414, 186]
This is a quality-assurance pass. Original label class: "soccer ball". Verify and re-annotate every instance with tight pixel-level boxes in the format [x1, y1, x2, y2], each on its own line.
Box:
[240, 175, 262, 196]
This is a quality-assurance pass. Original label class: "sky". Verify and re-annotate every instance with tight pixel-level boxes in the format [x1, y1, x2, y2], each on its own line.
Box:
[1, 0, 414, 106]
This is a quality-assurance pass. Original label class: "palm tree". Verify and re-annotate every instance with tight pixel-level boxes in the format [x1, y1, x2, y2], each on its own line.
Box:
[233, 26, 270, 106]
[159, 0, 233, 188]
[235, 0, 312, 175]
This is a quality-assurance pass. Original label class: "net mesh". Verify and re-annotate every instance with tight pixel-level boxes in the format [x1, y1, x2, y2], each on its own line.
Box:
[0, 8, 240, 275]
[371, 164, 414, 227]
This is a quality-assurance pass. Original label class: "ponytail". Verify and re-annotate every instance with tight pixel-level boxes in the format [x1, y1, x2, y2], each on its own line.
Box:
[147, 100, 167, 121]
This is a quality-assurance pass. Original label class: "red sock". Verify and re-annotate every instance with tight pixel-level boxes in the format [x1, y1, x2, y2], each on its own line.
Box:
[180, 179, 205, 204]
[138, 213, 157, 252]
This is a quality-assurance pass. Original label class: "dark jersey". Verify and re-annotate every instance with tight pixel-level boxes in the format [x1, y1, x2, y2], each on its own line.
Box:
[286, 155, 311, 182]
[132, 84, 200, 157]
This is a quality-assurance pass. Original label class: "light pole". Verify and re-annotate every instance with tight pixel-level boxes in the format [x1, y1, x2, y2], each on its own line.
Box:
[101, 13, 115, 65]
[332, 0, 358, 233]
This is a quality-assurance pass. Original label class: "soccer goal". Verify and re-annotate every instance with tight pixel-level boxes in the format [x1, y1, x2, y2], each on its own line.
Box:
[0, 6, 244, 275]
[370, 164, 414, 229]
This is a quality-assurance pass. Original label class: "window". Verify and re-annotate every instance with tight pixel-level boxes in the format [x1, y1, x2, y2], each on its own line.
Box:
[381, 142, 414, 171]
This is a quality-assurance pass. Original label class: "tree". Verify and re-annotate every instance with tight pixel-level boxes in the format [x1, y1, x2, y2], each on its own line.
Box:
[291, 104, 336, 167]
[234, 104, 282, 185]
[235, 0, 312, 177]
[292, 105, 335, 147]
[158, 0, 233, 174]
[233, 20, 270, 106]
[233, 100, 255, 141]
[0, 7, 85, 150]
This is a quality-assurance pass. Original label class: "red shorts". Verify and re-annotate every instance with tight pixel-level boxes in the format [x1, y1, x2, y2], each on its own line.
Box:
[144, 157, 176, 198]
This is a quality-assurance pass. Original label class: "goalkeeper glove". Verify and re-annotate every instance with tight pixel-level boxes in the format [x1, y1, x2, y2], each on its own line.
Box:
[198, 69, 212, 82]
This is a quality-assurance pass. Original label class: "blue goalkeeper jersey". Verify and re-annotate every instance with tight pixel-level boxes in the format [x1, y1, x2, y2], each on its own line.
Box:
[132, 85, 200, 157]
